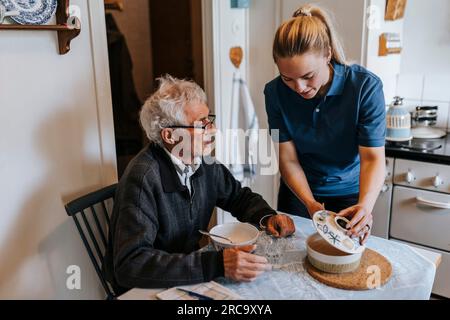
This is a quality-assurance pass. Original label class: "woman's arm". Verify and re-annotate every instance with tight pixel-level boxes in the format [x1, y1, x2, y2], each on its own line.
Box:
[279, 141, 324, 216]
[358, 146, 386, 212]
[338, 146, 385, 244]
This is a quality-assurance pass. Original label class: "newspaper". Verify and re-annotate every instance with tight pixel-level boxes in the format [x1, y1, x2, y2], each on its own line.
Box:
[156, 281, 242, 300]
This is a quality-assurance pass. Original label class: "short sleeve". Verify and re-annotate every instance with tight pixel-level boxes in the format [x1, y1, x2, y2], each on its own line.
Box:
[357, 79, 386, 147]
[264, 83, 292, 143]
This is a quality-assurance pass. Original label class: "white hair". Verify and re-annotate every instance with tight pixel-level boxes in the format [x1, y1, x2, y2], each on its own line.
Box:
[140, 75, 207, 147]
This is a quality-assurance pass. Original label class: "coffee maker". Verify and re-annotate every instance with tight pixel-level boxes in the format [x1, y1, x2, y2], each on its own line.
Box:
[386, 96, 412, 142]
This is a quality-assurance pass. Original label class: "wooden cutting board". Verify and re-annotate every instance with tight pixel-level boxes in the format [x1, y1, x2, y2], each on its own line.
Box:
[305, 248, 393, 291]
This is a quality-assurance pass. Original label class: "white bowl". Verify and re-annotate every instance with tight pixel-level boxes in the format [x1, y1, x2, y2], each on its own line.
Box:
[306, 233, 362, 273]
[209, 222, 260, 249]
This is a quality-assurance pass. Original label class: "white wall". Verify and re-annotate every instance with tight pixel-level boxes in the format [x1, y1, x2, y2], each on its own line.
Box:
[364, 0, 404, 103]
[401, 0, 450, 75]
[396, 0, 450, 131]
[280, 0, 367, 64]
[0, 0, 116, 299]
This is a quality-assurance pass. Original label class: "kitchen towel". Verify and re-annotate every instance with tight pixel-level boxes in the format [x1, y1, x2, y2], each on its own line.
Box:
[228, 70, 259, 186]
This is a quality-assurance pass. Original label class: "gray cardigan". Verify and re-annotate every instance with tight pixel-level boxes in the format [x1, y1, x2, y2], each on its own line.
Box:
[103, 144, 276, 293]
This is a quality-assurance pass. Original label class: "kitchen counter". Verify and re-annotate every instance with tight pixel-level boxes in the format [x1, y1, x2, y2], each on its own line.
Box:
[118, 215, 438, 300]
[385, 134, 450, 165]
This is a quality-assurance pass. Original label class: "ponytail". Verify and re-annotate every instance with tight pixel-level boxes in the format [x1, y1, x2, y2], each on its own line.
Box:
[273, 4, 346, 65]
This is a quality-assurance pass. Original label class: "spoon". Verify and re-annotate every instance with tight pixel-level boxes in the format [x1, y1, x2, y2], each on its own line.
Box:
[199, 230, 234, 244]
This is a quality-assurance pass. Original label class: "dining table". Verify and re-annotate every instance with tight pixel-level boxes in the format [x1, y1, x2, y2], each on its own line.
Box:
[118, 215, 440, 300]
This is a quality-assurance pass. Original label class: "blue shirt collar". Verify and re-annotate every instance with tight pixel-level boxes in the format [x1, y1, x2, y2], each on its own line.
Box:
[326, 62, 346, 96]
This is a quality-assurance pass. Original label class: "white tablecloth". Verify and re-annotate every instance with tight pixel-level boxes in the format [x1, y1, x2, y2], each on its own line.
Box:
[215, 215, 436, 300]
[119, 215, 436, 300]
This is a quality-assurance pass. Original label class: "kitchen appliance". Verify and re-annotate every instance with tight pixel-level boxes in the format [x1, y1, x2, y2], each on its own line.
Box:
[387, 139, 442, 152]
[411, 106, 447, 139]
[373, 140, 450, 298]
[390, 159, 450, 298]
[386, 96, 412, 142]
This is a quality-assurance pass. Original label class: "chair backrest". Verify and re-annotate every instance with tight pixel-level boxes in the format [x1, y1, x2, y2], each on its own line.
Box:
[64, 184, 118, 299]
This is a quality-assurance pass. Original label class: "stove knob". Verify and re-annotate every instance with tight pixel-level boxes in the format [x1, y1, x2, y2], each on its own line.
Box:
[381, 183, 389, 193]
[406, 171, 415, 184]
[433, 175, 443, 188]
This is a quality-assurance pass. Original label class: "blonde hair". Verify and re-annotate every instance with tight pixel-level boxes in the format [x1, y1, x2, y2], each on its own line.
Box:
[273, 4, 346, 64]
[140, 75, 207, 146]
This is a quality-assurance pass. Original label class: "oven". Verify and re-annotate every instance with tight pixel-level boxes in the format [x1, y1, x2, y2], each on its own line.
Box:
[389, 159, 450, 298]
[372, 156, 450, 298]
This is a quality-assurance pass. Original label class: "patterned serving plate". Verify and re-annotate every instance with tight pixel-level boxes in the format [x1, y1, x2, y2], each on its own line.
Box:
[312, 210, 365, 254]
[0, 0, 57, 25]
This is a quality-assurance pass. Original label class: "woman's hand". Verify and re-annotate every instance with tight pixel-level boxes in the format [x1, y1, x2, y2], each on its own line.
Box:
[265, 214, 295, 238]
[337, 204, 373, 245]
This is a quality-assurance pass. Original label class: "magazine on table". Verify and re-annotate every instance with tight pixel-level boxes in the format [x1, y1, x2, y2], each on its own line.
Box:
[156, 281, 242, 300]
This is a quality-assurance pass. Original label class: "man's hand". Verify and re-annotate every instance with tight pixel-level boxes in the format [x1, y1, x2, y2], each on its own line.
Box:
[223, 245, 270, 282]
[337, 204, 373, 245]
[265, 214, 295, 238]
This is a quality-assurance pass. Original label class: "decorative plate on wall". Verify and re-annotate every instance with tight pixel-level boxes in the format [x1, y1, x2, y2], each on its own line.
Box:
[0, 0, 57, 25]
[312, 210, 366, 255]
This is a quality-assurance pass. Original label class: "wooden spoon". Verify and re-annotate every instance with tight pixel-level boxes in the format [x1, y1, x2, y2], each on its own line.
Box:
[230, 46, 243, 69]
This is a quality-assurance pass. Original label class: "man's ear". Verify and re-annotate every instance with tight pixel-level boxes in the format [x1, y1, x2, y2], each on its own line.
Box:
[161, 128, 175, 145]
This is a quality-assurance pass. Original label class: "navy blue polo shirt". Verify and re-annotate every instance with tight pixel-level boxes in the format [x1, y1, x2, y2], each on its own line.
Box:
[264, 62, 386, 196]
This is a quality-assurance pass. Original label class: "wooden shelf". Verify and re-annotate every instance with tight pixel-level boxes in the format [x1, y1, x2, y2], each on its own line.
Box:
[385, 0, 407, 21]
[379, 33, 402, 56]
[0, 0, 81, 55]
[0, 24, 72, 31]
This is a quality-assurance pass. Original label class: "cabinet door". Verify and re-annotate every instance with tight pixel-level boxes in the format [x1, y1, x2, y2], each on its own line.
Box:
[371, 184, 392, 239]
[391, 186, 450, 252]
[371, 157, 394, 239]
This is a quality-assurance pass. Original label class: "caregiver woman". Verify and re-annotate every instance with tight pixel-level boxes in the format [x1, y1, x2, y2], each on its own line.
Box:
[264, 4, 386, 244]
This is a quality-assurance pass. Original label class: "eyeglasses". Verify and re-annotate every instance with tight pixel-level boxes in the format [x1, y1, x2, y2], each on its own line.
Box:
[163, 114, 216, 131]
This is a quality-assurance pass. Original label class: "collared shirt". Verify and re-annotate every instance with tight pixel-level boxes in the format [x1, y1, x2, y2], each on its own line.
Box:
[264, 62, 386, 196]
[163, 147, 201, 194]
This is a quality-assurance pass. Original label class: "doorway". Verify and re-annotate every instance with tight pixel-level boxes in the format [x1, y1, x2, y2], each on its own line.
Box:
[150, 0, 204, 86]
[104, 0, 204, 177]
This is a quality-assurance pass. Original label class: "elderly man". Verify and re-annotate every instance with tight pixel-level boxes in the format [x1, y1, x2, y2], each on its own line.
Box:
[104, 75, 295, 294]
